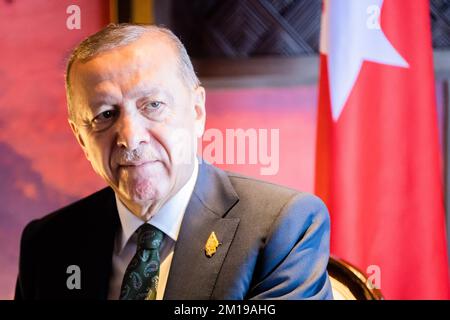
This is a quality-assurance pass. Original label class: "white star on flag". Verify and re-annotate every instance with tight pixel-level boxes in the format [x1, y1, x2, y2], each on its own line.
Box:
[320, 0, 409, 121]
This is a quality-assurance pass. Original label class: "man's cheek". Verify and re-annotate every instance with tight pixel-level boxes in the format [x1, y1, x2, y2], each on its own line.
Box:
[169, 128, 195, 165]
[87, 146, 111, 179]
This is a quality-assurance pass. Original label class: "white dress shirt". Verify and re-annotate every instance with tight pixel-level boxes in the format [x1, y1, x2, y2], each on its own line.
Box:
[108, 160, 198, 300]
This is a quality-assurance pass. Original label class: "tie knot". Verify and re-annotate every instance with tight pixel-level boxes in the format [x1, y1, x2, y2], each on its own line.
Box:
[136, 224, 163, 250]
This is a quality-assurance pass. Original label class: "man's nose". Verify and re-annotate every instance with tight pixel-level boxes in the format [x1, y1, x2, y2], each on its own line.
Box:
[116, 112, 150, 150]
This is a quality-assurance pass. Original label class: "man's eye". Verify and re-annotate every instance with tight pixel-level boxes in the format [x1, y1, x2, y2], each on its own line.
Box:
[138, 100, 166, 121]
[93, 110, 117, 123]
[143, 101, 162, 110]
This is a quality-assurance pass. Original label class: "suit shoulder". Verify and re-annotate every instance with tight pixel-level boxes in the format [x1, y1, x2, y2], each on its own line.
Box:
[226, 171, 299, 199]
[281, 192, 330, 231]
[227, 171, 326, 207]
[21, 187, 114, 240]
[224, 170, 328, 224]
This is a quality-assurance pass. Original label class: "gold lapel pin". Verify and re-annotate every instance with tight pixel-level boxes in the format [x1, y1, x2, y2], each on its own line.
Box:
[205, 231, 221, 257]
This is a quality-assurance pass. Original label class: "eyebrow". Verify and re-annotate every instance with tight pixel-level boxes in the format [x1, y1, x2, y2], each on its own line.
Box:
[127, 85, 170, 98]
[127, 85, 175, 104]
[89, 85, 174, 109]
[89, 95, 121, 110]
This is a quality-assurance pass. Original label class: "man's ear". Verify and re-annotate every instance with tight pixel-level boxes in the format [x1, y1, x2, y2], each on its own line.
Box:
[193, 86, 206, 138]
[68, 119, 91, 161]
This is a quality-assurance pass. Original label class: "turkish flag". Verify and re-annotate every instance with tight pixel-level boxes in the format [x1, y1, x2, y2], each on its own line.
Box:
[316, 0, 450, 299]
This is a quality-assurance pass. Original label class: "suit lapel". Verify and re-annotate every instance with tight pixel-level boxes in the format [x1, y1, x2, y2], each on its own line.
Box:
[80, 188, 120, 299]
[163, 161, 240, 299]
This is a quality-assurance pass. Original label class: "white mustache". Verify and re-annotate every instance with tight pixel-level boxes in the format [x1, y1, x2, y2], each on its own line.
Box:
[114, 148, 157, 165]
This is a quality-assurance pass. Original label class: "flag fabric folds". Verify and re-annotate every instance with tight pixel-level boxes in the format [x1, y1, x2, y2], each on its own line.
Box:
[316, 0, 450, 299]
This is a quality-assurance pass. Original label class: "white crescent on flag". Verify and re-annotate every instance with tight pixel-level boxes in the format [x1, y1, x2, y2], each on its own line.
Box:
[320, 0, 409, 121]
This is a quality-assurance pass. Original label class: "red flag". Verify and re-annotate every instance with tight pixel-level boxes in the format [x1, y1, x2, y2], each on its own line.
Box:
[316, 0, 450, 299]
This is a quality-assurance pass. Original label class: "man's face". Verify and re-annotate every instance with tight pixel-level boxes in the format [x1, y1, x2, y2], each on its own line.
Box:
[68, 34, 205, 218]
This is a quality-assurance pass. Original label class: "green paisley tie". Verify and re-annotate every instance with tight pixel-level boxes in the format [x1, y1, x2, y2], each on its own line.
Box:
[119, 224, 164, 300]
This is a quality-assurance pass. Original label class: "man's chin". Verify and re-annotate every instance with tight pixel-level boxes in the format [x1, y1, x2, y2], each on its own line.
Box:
[126, 187, 159, 205]
[115, 183, 159, 205]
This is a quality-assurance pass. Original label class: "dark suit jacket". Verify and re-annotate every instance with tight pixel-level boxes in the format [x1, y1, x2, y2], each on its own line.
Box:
[15, 160, 333, 299]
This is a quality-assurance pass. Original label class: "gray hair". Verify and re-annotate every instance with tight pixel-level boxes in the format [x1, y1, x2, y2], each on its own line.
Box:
[65, 23, 200, 121]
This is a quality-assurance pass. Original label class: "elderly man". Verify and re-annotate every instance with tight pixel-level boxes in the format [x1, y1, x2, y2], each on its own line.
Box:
[15, 24, 333, 300]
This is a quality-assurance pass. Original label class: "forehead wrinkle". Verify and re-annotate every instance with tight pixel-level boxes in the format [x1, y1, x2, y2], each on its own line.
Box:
[84, 57, 163, 97]
[71, 33, 183, 111]
[70, 31, 179, 85]
[124, 82, 171, 99]
[86, 80, 122, 107]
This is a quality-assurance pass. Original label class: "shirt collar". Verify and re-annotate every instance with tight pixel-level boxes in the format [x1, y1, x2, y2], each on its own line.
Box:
[114, 158, 199, 253]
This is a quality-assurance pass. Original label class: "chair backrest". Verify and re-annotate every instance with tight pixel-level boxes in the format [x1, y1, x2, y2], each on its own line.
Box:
[327, 255, 383, 300]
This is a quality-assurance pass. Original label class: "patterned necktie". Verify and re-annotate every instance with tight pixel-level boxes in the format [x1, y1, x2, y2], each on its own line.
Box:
[119, 224, 164, 300]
